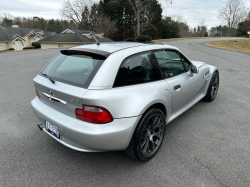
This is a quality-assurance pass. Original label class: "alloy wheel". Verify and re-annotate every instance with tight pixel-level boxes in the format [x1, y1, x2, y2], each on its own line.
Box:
[211, 74, 219, 99]
[140, 114, 164, 158]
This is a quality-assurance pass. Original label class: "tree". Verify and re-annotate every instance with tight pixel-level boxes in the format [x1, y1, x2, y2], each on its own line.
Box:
[197, 20, 208, 37]
[93, 16, 118, 38]
[160, 17, 180, 39]
[209, 25, 237, 36]
[127, 0, 173, 37]
[247, 11, 250, 20]
[236, 20, 250, 36]
[218, 0, 247, 29]
[60, 0, 94, 26]
[99, 0, 135, 40]
[0, 12, 14, 27]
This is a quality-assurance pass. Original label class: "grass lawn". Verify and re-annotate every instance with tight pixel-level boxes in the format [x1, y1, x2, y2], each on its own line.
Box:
[204, 39, 250, 54]
[152, 37, 236, 43]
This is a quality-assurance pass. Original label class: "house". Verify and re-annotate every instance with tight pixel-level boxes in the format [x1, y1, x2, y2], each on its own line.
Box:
[248, 31, 250, 38]
[38, 29, 113, 49]
[0, 25, 56, 51]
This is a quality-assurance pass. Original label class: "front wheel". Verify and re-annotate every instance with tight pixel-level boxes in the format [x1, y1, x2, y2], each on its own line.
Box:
[204, 72, 219, 102]
[124, 108, 166, 161]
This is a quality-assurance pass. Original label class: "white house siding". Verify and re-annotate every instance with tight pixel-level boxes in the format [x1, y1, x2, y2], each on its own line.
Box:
[27, 38, 36, 46]
[41, 43, 83, 49]
[0, 42, 15, 51]
[0, 42, 8, 51]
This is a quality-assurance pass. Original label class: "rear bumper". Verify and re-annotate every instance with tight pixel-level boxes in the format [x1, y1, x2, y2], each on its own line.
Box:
[31, 97, 141, 152]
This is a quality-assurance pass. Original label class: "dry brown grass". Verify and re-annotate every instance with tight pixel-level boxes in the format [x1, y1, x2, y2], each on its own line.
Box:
[152, 37, 235, 43]
[204, 39, 250, 54]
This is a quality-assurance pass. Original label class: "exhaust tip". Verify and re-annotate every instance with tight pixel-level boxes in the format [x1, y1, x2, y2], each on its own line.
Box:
[37, 123, 43, 131]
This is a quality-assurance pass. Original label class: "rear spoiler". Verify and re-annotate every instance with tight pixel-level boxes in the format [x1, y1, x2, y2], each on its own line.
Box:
[61, 48, 111, 58]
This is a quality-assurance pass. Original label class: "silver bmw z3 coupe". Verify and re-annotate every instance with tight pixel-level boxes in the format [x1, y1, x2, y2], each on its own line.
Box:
[31, 42, 219, 161]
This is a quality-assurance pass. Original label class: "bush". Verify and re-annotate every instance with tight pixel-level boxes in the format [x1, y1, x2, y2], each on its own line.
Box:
[32, 42, 41, 48]
[125, 38, 135, 42]
[23, 47, 35, 50]
[136, 35, 152, 43]
[3, 48, 15, 51]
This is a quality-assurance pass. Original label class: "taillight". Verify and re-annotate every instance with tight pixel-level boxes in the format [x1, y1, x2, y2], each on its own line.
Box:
[75, 105, 113, 124]
[35, 89, 40, 99]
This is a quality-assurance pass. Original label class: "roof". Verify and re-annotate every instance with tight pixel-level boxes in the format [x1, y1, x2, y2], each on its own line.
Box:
[69, 42, 177, 54]
[38, 32, 113, 43]
[0, 27, 56, 42]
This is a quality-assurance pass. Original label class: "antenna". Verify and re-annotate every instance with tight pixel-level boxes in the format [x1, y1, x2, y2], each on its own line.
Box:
[90, 32, 100, 45]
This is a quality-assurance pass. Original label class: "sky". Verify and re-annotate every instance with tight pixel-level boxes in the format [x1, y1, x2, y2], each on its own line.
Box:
[0, 0, 250, 29]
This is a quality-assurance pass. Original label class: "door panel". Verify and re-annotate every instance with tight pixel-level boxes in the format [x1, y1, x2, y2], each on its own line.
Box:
[166, 70, 206, 112]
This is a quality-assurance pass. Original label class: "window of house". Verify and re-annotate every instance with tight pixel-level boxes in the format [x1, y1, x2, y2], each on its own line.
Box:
[113, 51, 161, 87]
[58, 44, 64, 48]
[0, 43, 3, 49]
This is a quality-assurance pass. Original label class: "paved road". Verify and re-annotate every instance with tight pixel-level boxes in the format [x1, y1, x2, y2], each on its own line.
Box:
[0, 38, 250, 187]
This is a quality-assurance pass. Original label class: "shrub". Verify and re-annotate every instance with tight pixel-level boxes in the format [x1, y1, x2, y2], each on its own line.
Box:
[136, 35, 152, 43]
[32, 42, 41, 48]
[125, 38, 135, 42]
[23, 47, 35, 50]
[9, 48, 15, 50]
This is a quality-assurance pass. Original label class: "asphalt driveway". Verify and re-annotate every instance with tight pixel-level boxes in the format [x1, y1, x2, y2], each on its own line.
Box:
[0, 38, 250, 187]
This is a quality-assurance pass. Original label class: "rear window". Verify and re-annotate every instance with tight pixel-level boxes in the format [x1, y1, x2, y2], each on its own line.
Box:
[40, 51, 106, 88]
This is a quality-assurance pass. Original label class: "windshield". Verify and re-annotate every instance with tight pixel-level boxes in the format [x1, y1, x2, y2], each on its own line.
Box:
[40, 52, 106, 88]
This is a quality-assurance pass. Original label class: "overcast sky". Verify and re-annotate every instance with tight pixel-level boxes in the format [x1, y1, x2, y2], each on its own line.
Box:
[0, 0, 250, 29]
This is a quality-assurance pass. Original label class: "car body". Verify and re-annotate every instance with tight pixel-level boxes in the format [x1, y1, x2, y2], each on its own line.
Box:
[31, 42, 219, 160]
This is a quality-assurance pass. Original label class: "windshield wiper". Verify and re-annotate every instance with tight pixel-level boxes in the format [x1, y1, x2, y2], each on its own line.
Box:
[41, 73, 55, 84]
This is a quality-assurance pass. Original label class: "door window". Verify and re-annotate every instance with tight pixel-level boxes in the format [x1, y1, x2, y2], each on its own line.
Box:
[113, 51, 161, 87]
[179, 53, 191, 71]
[154, 50, 186, 79]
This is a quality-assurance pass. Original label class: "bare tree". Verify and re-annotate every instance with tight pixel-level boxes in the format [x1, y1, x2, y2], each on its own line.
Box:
[198, 20, 208, 37]
[60, 0, 94, 26]
[93, 16, 117, 38]
[128, 0, 173, 38]
[218, 0, 247, 28]
[169, 14, 184, 23]
[247, 11, 250, 20]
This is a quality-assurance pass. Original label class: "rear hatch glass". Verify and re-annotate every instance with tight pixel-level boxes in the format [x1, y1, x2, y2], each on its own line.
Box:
[40, 50, 106, 88]
[35, 50, 106, 117]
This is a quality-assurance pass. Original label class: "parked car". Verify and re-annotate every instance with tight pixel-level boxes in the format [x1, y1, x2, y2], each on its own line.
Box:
[31, 42, 219, 161]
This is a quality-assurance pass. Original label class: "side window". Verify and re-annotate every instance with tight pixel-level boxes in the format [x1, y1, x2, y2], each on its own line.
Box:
[113, 51, 161, 87]
[179, 53, 191, 71]
[154, 50, 186, 79]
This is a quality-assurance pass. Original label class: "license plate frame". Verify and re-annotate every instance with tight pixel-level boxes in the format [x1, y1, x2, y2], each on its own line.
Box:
[45, 121, 60, 139]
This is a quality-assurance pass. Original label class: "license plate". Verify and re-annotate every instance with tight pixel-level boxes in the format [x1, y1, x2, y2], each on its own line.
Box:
[46, 121, 60, 138]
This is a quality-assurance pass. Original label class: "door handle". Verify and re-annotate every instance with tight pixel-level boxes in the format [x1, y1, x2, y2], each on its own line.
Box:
[173, 84, 181, 91]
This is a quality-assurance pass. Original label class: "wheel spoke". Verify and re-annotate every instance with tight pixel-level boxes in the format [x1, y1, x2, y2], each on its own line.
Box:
[152, 115, 158, 125]
[153, 116, 162, 129]
[141, 139, 147, 148]
[142, 138, 149, 153]
[154, 129, 163, 136]
[149, 141, 154, 152]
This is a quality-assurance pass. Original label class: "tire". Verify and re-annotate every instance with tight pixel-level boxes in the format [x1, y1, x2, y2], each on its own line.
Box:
[204, 72, 219, 102]
[124, 108, 166, 161]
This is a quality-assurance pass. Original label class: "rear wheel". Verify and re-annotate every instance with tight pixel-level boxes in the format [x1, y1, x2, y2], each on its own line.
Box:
[204, 72, 219, 102]
[124, 108, 166, 161]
